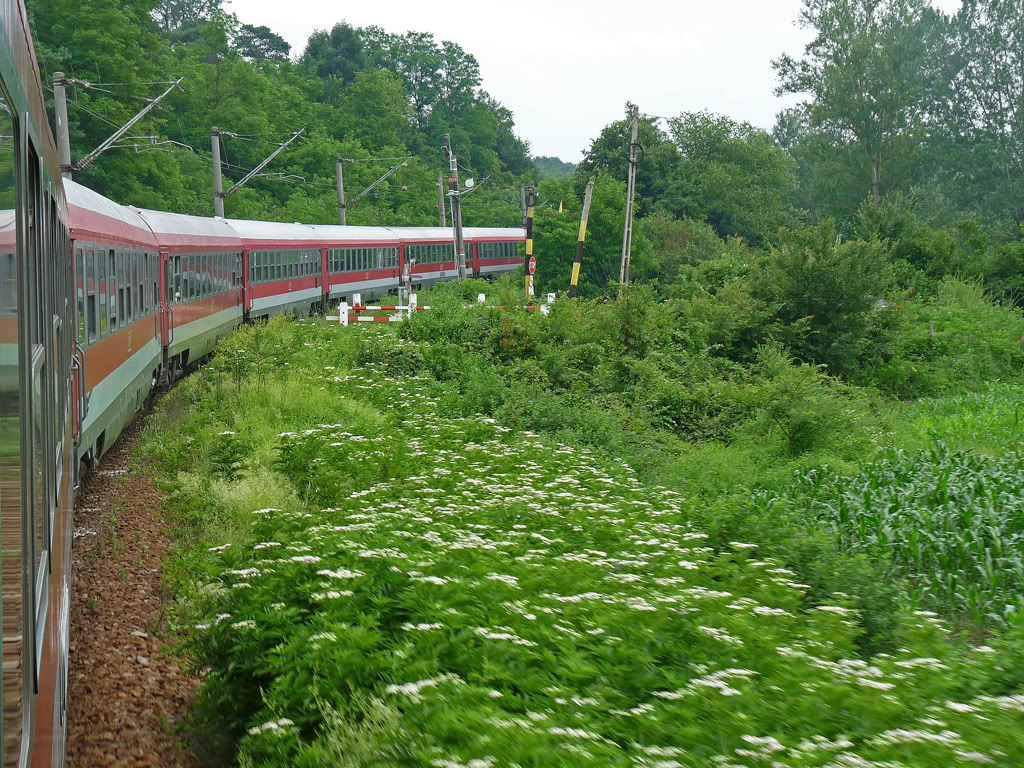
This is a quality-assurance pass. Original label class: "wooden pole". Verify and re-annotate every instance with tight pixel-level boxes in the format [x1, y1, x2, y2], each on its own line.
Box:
[569, 180, 594, 298]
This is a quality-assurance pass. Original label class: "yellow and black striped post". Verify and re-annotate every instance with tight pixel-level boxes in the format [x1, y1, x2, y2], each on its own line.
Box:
[525, 184, 535, 299]
[569, 180, 594, 298]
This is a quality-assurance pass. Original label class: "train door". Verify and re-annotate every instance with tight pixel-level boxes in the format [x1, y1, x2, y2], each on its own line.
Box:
[241, 248, 252, 316]
[468, 240, 479, 278]
[159, 251, 171, 348]
[234, 251, 242, 309]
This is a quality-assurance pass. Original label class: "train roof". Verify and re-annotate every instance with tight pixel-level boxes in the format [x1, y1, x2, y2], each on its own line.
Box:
[222, 218, 320, 245]
[390, 227, 459, 241]
[305, 224, 406, 243]
[65, 180, 160, 249]
[391, 226, 525, 241]
[464, 227, 526, 239]
[131, 207, 243, 252]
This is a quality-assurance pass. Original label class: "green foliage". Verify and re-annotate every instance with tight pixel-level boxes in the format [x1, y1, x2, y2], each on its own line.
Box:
[27, 1, 532, 223]
[148, 326, 1024, 767]
[723, 344, 880, 457]
[756, 219, 898, 378]
[865, 278, 1024, 398]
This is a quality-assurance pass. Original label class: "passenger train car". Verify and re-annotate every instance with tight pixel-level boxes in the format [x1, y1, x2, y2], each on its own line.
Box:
[1, 0, 75, 764]
[0, 2, 524, 763]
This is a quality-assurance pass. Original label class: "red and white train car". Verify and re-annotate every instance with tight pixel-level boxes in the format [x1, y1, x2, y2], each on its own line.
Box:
[229, 220, 324, 320]
[66, 180, 162, 466]
[132, 208, 244, 379]
[307, 225, 401, 305]
[465, 227, 525, 278]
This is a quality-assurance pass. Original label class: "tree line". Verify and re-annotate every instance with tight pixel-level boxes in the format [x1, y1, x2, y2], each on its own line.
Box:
[27, 0, 532, 226]
[26, 0, 1024, 312]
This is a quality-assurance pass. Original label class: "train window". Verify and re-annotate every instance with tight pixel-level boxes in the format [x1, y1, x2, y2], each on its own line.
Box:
[130, 252, 137, 319]
[136, 253, 143, 316]
[288, 250, 294, 279]
[125, 255, 133, 322]
[118, 252, 126, 326]
[76, 248, 85, 343]
[0, 90, 20, 755]
[86, 249, 97, 342]
[96, 247, 106, 335]
[275, 250, 282, 280]
[110, 250, 119, 330]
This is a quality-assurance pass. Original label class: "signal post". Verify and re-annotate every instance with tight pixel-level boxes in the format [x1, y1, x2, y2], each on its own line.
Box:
[525, 184, 535, 299]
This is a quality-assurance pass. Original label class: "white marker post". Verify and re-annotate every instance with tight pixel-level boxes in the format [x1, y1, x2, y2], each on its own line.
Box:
[477, 293, 486, 304]
[409, 293, 417, 319]
[353, 292, 362, 309]
[340, 301, 349, 327]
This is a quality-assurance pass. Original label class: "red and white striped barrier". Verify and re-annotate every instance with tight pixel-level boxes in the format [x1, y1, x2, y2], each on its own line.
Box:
[332, 291, 557, 326]
[335, 293, 431, 326]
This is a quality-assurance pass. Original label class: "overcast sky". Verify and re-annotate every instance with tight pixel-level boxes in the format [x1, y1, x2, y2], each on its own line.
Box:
[230, 0, 963, 163]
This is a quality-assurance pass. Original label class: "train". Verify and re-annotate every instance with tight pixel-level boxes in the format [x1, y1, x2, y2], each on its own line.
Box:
[0, 0, 525, 763]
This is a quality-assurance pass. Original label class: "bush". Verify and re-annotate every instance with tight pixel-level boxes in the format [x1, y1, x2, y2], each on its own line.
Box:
[755, 219, 898, 378]
[864, 277, 1024, 398]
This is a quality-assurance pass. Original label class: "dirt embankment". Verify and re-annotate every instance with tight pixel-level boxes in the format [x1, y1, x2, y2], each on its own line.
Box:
[67, 416, 199, 768]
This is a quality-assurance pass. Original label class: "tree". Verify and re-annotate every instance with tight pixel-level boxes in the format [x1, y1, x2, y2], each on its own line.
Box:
[535, 156, 575, 179]
[152, 0, 222, 31]
[667, 111, 799, 245]
[773, 0, 933, 204]
[939, 0, 1024, 228]
[336, 70, 411, 152]
[299, 22, 364, 85]
[577, 105, 678, 218]
[235, 24, 290, 62]
[754, 219, 896, 376]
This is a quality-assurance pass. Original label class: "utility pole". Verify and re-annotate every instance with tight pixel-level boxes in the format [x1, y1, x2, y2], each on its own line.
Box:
[438, 173, 447, 226]
[211, 127, 225, 217]
[336, 155, 346, 225]
[619, 104, 639, 287]
[569, 180, 594, 298]
[445, 135, 467, 282]
[53, 73, 72, 180]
